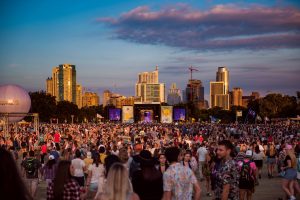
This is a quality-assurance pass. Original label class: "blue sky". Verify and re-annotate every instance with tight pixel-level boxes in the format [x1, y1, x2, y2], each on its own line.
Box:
[0, 0, 300, 102]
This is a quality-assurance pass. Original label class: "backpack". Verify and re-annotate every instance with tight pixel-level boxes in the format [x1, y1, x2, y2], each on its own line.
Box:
[239, 160, 253, 183]
[25, 158, 36, 176]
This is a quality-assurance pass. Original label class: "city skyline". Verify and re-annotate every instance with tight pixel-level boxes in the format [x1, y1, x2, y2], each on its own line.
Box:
[1, 0, 300, 100]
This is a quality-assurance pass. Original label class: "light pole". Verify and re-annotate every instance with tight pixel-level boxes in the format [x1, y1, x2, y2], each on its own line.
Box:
[71, 115, 74, 124]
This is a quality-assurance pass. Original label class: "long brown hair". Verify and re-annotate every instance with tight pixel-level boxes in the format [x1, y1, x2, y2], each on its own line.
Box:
[53, 160, 73, 199]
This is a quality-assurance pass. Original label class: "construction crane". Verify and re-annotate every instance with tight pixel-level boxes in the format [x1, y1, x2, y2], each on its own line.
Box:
[188, 66, 199, 80]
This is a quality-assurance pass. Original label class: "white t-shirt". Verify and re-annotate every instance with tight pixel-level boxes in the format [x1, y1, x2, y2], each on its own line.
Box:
[72, 158, 86, 177]
[88, 164, 105, 184]
[253, 151, 264, 160]
[197, 147, 208, 162]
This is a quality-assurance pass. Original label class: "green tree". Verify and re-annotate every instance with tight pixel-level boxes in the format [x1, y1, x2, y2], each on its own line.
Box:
[29, 91, 56, 122]
[56, 101, 79, 123]
[259, 93, 297, 118]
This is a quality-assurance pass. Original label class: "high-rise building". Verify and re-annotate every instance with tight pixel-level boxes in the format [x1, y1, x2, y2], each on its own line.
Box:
[167, 83, 182, 105]
[210, 81, 225, 108]
[103, 90, 112, 107]
[210, 67, 230, 110]
[251, 92, 260, 99]
[46, 77, 53, 95]
[76, 85, 82, 108]
[82, 92, 99, 107]
[232, 87, 243, 107]
[52, 67, 59, 100]
[216, 67, 229, 94]
[185, 79, 204, 102]
[215, 94, 230, 110]
[135, 67, 165, 103]
[46, 64, 76, 103]
[58, 64, 76, 103]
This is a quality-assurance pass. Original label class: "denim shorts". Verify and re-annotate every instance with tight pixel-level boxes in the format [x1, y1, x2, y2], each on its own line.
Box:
[283, 168, 297, 180]
[89, 182, 98, 192]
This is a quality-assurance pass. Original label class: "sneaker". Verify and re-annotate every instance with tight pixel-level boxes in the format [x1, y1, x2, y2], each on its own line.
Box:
[289, 195, 296, 200]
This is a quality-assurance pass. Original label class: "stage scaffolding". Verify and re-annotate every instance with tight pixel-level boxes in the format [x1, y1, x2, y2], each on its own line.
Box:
[0, 113, 39, 139]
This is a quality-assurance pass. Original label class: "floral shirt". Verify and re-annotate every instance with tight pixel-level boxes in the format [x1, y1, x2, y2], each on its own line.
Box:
[215, 158, 240, 200]
[163, 163, 197, 200]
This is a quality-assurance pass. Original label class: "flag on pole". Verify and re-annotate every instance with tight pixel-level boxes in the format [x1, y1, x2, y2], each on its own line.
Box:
[236, 111, 242, 117]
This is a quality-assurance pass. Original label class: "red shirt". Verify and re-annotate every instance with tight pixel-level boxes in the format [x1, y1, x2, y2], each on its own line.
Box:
[54, 133, 60, 143]
[41, 144, 47, 154]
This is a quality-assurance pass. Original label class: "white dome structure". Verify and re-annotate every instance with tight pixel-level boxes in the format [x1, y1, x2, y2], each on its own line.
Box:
[0, 84, 31, 122]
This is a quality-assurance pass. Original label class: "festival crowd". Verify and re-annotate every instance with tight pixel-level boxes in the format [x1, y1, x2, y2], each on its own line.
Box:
[0, 122, 300, 200]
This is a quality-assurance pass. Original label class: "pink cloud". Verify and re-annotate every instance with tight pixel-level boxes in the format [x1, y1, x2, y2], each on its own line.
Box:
[99, 4, 300, 51]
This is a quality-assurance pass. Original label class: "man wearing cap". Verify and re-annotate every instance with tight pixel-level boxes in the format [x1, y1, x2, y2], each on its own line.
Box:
[238, 150, 257, 200]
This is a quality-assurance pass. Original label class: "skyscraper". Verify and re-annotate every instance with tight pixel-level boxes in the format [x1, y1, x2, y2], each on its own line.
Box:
[232, 87, 243, 107]
[167, 83, 182, 105]
[103, 90, 112, 107]
[46, 64, 76, 103]
[210, 67, 230, 110]
[58, 64, 76, 103]
[52, 67, 59, 101]
[82, 92, 99, 107]
[46, 77, 53, 95]
[185, 79, 204, 102]
[216, 67, 229, 94]
[135, 67, 165, 103]
[76, 85, 82, 108]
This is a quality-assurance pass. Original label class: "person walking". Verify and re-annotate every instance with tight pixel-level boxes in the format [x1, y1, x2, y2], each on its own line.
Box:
[21, 150, 42, 197]
[71, 149, 86, 187]
[197, 143, 208, 181]
[47, 160, 81, 200]
[214, 140, 240, 200]
[162, 147, 201, 200]
[238, 150, 257, 200]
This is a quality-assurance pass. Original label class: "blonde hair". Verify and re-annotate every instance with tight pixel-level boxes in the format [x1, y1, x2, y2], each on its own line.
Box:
[105, 163, 132, 200]
[286, 149, 297, 168]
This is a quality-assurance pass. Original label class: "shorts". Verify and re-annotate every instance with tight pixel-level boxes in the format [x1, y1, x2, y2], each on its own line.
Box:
[254, 160, 263, 168]
[73, 176, 85, 187]
[283, 168, 297, 180]
[239, 179, 254, 190]
[89, 182, 98, 192]
[267, 157, 276, 165]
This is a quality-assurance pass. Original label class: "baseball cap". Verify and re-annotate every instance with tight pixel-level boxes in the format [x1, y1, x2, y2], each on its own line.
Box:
[245, 150, 253, 157]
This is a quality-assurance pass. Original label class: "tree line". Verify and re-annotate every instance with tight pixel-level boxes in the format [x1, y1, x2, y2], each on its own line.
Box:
[28, 91, 300, 123]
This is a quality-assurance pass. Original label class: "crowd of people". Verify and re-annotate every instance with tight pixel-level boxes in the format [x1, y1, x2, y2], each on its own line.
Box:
[0, 122, 300, 200]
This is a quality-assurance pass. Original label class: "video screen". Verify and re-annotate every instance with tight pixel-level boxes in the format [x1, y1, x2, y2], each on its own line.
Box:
[140, 109, 153, 123]
[173, 108, 186, 121]
[109, 108, 121, 121]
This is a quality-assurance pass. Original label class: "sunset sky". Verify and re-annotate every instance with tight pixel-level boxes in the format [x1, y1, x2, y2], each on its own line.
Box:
[1, 0, 299, 101]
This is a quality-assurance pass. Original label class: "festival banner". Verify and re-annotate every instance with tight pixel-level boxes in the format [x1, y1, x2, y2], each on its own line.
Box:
[122, 106, 134, 123]
[161, 106, 173, 123]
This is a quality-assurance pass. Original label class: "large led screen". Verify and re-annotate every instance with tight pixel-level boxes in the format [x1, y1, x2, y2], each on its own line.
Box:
[109, 108, 121, 121]
[173, 108, 186, 121]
